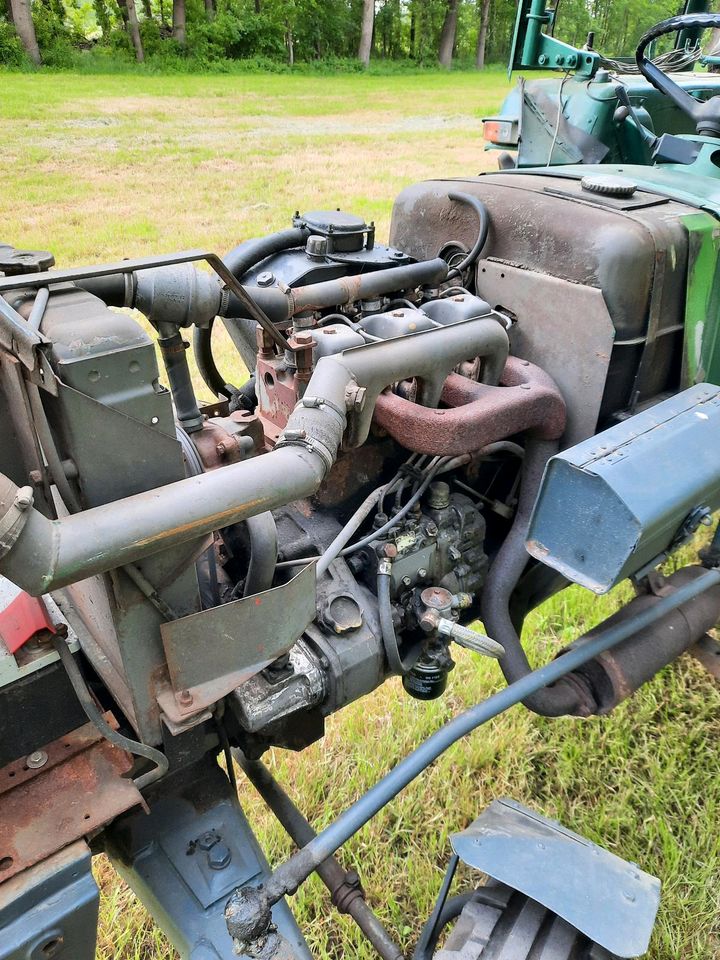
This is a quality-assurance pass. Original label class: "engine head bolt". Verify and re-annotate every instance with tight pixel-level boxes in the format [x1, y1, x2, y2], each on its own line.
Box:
[26, 750, 48, 769]
[177, 689, 194, 706]
[256, 271, 275, 287]
[401, 576, 413, 588]
[417, 568, 428, 579]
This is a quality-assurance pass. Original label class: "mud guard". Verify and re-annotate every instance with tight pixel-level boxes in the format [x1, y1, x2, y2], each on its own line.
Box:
[450, 798, 660, 959]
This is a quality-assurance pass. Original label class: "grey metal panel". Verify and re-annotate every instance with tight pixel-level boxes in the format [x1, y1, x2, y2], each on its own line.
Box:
[0, 841, 98, 960]
[526, 383, 720, 592]
[106, 758, 312, 960]
[161, 562, 317, 697]
[476, 258, 615, 446]
[451, 798, 660, 959]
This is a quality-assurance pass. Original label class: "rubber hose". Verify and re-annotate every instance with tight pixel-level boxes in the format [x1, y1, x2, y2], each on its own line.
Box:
[378, 565, 421, 674]
[446, 192, 490, 281]
[481, 437, 583, 717]
[243, 512, 278, 597]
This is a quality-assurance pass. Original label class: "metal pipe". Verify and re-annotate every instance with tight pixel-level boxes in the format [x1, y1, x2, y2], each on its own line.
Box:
[223, 258, 451, 324]
[571, 565, 720, 713]
[0, 317, 499, 595]
[239, 754, 404, 960]
[235, 568, 720, 922]
[373, 357, 566, 457]
[0, 445, 325, 596]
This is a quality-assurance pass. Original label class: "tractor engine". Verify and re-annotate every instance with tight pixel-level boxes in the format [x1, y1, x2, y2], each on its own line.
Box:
[2, 169, 720, 960]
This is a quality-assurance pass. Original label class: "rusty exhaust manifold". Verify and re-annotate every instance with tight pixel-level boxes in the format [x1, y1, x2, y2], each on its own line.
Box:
[373, 355, 567, 456]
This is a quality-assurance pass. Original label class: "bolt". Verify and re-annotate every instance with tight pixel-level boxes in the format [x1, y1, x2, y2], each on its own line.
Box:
[401, 576, 412, 588]
[208, 842, 232, 870]
[26, 750, 48, 769]
[15, 486, 33, 510]
[294, 332, 313, 346]
[417, 568, 427, 579]
[383, 543, 398, 559]
[216, 442, 227, 458]
[177, 689, 193, 707]
[257, 271, 275, 287]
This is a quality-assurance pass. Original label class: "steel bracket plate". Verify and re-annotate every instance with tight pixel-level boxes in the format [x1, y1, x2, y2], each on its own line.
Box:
[451, 798, 660, 959]
[0, 720, 143, 880]
[160, 562, 317, 710]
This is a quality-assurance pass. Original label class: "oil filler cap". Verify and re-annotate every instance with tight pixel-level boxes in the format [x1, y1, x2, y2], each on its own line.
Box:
[580, 174, 637, 198]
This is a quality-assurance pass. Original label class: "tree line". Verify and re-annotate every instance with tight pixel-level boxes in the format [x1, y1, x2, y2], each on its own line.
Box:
[0, 0, 686, 70]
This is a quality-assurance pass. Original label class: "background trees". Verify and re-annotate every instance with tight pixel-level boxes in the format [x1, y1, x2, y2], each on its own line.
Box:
[0, 0, 692, 70]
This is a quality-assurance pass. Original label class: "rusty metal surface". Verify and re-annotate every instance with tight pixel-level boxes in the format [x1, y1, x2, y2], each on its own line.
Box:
[0, 720, 142, 881]
[373, 356, 566, 456]
[688, 633, 720, 679]
[160, 561, 317, 708]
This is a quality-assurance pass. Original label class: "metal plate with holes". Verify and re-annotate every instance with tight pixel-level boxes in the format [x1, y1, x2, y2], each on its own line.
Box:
[160, 561, 317, 710]
[476, 258, 615, 446]
[452, 798, 660, 959]
[0, 721, 142, 880]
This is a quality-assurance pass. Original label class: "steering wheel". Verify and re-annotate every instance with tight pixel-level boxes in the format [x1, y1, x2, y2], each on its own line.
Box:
[636, 12, 720, 137]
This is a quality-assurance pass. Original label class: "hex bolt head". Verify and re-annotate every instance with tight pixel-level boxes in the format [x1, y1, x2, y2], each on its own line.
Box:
[26, 750, 48, 769]
[208, 842, 233, 870]
[177, 689, 194, 706]
[257, 271, 275, 287]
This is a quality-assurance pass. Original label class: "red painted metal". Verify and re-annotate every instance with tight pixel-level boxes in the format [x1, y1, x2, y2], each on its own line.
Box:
[373, 356, 566, 456]
[0, 592, 56, 655]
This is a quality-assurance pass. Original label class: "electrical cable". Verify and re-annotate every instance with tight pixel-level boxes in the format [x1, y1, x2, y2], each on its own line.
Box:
[53, 635, 169, 791]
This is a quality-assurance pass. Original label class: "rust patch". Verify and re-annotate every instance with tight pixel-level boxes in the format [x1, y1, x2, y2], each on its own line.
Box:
[0, 721, 142, 882]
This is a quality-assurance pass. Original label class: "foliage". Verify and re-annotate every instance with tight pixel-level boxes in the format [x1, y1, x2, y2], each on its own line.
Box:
[0, 17, 27, 64]
[1, 0, 706, 72]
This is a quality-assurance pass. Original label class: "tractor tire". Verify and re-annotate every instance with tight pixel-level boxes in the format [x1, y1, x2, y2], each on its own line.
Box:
[431, 881, 620, 960]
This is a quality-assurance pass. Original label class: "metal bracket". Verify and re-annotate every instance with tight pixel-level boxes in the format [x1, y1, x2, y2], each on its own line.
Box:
[451, 798, 660, 959]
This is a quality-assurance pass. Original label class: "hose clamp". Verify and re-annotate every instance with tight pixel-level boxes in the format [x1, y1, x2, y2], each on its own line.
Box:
[0, 485, 34, 559]
[298, 395, 346, 422]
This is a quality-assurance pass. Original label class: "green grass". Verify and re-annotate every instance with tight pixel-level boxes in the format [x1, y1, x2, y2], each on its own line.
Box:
[2, 69, 720, 960]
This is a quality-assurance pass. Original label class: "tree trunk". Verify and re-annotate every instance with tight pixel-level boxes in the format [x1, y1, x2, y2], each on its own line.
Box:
[254, 0, 260, 12]
[438, 0, 459, 68]
[141, 0, 151, 17]
[475, 0, 490, 69]
[172, 0, 185, 44]
[285, 21, 294, 65]
[204, 0, 214, 21]
[9, 0, 41, 64]
[118, 0, 144, 60]
[357, 0, 373, 66]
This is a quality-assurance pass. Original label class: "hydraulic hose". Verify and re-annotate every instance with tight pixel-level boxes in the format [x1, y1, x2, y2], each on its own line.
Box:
[446, 192, 490, 281]
[225, 567, 720, 936]
[243, 512, 278, 597]
[377, 561, 422, 675]
[481, 436, 585, 717]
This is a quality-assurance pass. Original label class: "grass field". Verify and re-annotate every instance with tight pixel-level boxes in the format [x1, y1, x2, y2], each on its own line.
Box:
[2, 67, 720, 960]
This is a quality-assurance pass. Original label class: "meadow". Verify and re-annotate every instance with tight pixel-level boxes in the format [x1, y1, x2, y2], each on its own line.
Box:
[1, 66, 719, 959]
